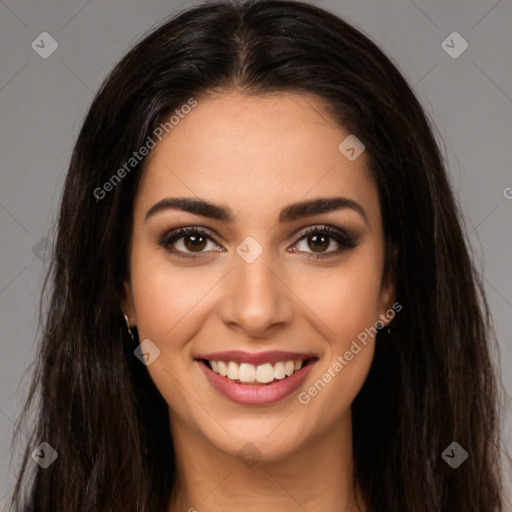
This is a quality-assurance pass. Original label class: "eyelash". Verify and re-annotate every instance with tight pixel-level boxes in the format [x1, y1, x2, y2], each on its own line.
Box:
[157, 225, 358, 260]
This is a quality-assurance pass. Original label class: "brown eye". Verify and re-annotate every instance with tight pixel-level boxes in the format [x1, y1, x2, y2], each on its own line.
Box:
[182, 233, 208, 252]
[292, 225, 358, 259]
[307, 233, 330, 253]
[158, 227, 222, 258]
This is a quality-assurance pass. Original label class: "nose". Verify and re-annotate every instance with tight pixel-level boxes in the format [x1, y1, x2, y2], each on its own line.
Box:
[218, 248, 294, 338]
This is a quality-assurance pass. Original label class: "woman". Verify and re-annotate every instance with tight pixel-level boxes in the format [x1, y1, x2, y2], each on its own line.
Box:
[10, 0, 507, 510]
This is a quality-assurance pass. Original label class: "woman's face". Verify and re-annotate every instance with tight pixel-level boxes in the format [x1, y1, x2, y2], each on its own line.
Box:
[123, 91, 395, 461]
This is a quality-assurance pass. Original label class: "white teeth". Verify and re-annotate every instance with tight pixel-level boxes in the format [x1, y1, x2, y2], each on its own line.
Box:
[257, 363, 275, 383]
[218, 361, 228, 377]
[239, 362, 256, 383]
[274, 361, 286, 380]
[227, 361, 239, 380]
[207, 359, 307, 384]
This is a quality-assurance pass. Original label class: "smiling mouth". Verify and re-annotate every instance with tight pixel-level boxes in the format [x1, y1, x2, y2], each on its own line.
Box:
[200, 358, 317, 386]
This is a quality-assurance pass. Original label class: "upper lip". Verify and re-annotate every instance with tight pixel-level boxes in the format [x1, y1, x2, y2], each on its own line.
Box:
[195, 350, 317, 366]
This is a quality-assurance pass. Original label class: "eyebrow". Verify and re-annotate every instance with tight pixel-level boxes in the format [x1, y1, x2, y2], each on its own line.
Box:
[145, 196, 369, 226]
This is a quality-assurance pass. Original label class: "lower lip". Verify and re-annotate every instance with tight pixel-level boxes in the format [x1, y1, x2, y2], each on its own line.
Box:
[198, 359, 316, 405]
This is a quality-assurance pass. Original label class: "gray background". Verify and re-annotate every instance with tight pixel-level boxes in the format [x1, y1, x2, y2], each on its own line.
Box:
[1, 0, 511, 507]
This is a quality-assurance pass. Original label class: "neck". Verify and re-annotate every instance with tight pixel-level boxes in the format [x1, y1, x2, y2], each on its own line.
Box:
[167, 410, 365, 512]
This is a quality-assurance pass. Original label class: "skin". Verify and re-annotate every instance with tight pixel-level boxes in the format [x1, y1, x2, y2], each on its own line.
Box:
[122, 91, 396, 512]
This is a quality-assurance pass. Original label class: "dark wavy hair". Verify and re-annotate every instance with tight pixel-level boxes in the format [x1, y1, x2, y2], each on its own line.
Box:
[9, 0, 506, 510]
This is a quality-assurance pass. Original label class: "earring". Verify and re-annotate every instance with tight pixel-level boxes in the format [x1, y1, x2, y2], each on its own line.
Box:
[123, 313, 137, 344]
[387, 327, 391, 335]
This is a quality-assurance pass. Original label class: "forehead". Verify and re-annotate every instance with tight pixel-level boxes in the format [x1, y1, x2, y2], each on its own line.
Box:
[135, 91, 380, 228]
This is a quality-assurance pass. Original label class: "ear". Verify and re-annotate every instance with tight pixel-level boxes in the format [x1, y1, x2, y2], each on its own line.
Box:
[121, 279, 136, 326]
[376, 245, 398, 325]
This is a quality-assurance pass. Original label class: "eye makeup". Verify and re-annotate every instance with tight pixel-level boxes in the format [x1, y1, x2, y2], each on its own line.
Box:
[156, 224, 359, 260]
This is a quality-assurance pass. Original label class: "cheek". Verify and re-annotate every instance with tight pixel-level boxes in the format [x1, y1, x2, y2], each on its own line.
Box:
[129, 244, 218, 343]
[296, 250, 384, 347]
[296, 274, 380, 428]
[328, 275, 382, 348]
[314, 287, 378, 394]
[294, 247, 383, 409]
[128, 261, 210, 420]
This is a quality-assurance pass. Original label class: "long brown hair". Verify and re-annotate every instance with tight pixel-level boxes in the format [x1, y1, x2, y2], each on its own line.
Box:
[10, 0, 506, 510]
